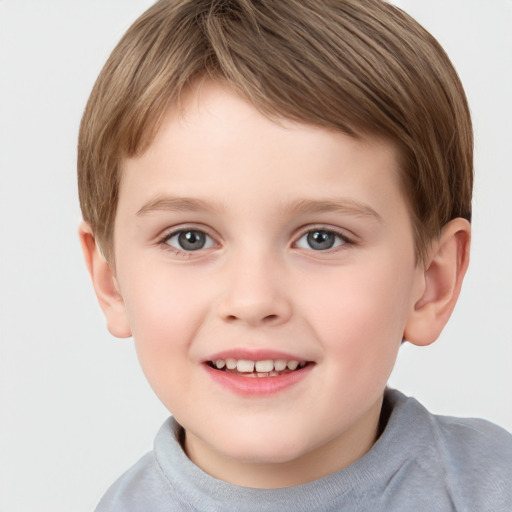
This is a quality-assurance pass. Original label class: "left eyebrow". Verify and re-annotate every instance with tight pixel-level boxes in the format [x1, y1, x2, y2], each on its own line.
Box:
[136, 195, 224, 216]
[285, 198, 382, 223]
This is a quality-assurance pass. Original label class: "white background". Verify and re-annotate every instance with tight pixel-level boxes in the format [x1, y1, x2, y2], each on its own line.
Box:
[0, 1, 511, 510]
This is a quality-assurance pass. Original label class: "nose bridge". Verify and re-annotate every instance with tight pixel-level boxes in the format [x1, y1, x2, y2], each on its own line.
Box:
[217, 243, 292, 326]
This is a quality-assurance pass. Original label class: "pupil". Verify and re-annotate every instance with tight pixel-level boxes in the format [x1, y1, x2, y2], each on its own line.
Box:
[178, 230, 205, 250]
[307, 230, 335, 250]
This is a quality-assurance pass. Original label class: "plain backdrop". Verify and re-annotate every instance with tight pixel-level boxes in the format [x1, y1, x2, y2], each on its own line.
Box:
[0, 1, 511, 510]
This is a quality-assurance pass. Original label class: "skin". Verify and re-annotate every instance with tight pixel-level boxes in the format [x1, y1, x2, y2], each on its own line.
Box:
[80, 82, 470, 488]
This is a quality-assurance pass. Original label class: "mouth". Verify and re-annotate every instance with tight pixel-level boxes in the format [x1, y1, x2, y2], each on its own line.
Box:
[206, 358, 312, 377]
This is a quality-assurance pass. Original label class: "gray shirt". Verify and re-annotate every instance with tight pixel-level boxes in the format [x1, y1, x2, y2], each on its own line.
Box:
[95, 389, 512, 511]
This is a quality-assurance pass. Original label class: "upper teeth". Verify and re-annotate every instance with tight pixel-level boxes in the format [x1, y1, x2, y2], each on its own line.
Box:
[214, 358, 306, 373]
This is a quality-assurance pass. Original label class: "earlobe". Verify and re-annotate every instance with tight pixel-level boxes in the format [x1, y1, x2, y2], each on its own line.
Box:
[404, 218, 471, 347]
[78, 222, 132, 338]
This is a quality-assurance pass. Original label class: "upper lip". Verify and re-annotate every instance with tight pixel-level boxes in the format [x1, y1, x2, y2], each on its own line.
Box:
[204, 349, 313, 363]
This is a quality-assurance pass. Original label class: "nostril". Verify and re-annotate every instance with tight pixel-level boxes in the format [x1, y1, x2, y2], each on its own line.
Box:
[225, 313, 279, 323]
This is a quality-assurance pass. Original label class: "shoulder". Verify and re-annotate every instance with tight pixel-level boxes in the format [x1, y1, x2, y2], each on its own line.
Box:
[94, 451, 173, 512]
[433, 413, 512, 509]
[388, 390, 512, 511]
[94, 417, 194, 512]
[434, 413, 512, 462]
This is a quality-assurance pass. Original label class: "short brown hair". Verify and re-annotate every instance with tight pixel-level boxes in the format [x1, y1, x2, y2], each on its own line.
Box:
[78, 0, 473, 264]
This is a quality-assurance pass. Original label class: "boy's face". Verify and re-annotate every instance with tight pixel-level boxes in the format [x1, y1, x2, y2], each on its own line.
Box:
[111, 83, 425, 485]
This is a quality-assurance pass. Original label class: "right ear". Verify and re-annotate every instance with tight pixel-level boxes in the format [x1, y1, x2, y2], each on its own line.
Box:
[78, 222, 132, 338]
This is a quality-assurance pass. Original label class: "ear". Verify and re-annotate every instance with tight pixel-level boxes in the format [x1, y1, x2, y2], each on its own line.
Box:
[404, 218, 471, 346]
[78, 222, 132, 338]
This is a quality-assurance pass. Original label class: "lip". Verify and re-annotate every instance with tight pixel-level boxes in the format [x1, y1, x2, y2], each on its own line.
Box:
[202, 349, 315, 396]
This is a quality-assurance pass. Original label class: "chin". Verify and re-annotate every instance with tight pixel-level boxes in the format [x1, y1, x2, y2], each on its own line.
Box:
[215, 432, 312, 465]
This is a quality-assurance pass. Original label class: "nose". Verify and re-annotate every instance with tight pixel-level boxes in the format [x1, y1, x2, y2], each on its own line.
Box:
[216, 250, 292, 327]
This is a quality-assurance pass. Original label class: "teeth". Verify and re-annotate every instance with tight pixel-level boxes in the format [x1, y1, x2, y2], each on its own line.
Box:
[255, 360, 274, 372]
[274, 359, 287, 371]
[225, 358, 237, 370]
[236, 359, 255, 373]
[211, 358, 308, 373]
[287, 360, 299, 371]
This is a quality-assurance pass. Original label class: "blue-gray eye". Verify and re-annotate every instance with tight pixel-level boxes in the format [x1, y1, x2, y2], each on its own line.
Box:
[165, 230, 215, 251]
[296, 229, 345, 251]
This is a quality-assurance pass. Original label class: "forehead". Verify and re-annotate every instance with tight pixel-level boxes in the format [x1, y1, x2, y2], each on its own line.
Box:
[118, 83, 407, 226]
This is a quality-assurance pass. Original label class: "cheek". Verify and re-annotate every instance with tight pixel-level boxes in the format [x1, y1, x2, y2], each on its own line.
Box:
[303, 258, 415, 369]
[120, 269, 211, 411]
[119, 265, 206, 368]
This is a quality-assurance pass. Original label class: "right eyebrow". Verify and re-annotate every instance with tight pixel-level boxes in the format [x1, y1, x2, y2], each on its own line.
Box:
[136, 196, 224, 216]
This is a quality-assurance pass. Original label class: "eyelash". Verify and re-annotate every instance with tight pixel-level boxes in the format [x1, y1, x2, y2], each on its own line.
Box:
[293, 226, 353, 252]
[157, 227, 217, 257]
[156, 225, 354, 256]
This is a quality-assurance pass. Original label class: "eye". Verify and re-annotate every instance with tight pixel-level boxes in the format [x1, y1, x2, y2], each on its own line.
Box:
[164, 229, 216, 251]
[295, 229, 347, 251]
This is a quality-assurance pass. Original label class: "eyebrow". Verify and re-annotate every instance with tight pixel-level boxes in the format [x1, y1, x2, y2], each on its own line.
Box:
[285, 198, 382, 222]
[136, 196, 224, 216]
[136, 195, 382, 222]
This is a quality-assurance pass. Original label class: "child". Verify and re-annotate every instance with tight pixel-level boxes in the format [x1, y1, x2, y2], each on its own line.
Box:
[77, 0, 512, 510]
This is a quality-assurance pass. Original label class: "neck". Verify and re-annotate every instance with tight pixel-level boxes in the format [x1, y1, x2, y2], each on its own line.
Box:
[183, 396, 384, 488]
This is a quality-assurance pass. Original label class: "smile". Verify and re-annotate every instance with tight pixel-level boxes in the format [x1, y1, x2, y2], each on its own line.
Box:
[207, 358, 309, 377]
[204, 360, 314, 395]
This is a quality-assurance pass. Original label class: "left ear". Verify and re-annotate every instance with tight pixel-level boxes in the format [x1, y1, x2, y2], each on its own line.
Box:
[404, 218, 471, 346]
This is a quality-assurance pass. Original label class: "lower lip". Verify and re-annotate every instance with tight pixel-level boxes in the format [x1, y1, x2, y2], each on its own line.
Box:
[203, 364, 314, 396]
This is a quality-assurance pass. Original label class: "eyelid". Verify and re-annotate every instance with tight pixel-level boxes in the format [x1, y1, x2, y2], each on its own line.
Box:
[157, 224, 220, 254]
[292, 225, 355, 250]
[167, 230, 216, 249]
